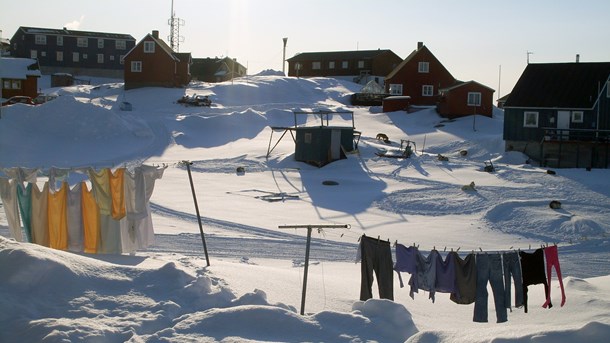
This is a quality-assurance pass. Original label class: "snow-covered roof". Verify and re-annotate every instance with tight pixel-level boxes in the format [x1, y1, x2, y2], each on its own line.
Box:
[0, 57, 41, 79]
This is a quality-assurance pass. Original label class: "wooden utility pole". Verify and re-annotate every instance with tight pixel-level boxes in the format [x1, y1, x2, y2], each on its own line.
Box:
[183, 160, 210, 266]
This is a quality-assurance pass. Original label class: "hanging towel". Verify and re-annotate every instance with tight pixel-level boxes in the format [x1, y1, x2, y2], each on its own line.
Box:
[109, 168, 126, 220]
[17, 183, 33, 242]
[2, 167, 39, 184]
[47, 181, 69, 250]
[48, 167, 71, 192]
[81, 182, 101, 254]
[0, 177, 23, 241]
[67, 182, 84, 252]
[31, 182, 49, 247]
[88, 168, 112, 216]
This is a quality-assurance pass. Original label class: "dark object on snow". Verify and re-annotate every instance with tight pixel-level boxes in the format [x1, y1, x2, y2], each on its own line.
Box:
[484, 160, 495, 172]
[177, 94, 212, 107]
[376, 133, 390, 144]
[236, 166, 245, 174]
[546, 170, 556, 175]
[586, 167, 592, 171]
[437, 154, 449, 162]
[549, 200, 562, 209]
[322, 180, 339, 186]
[460, 150, 468, 156]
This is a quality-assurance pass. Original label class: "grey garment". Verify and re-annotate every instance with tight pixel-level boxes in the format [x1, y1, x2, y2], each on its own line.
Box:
[473, 253, 507, 323]
[451, 253, 477, 304]
[503, 251, 524, 310]
[409, 249, 439, 302]
[359, 235, 394, 301]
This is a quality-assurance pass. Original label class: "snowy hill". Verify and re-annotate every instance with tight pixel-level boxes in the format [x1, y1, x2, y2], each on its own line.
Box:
[1, 75, 609, 342]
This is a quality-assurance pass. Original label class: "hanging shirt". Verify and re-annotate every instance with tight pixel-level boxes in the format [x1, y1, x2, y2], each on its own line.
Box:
[47, 181, 69, 250]
[450, 253, 477, 305]
[88, 168, 112, 216]
[67, 182, 84, 252]
[0, 177, 23, 241]
[81, 182, 101, 254]
[17, 183, 33, 243]
[410, 249, 440, 302]
[435, 251, 459, 295]
[31, 182, 49, 247]
[109, 168, 126, 220]
[394, 244, 418, 290]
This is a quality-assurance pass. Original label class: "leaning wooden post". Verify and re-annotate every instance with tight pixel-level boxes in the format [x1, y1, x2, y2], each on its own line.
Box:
[183, 160, 210, 266]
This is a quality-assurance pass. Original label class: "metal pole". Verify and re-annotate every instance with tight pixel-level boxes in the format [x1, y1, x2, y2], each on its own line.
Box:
[184, 160, 210, 266]
[300, 226, 312, 315]
[282, 37, 288, 75]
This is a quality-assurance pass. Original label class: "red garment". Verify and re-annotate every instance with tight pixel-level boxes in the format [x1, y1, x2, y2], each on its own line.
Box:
[542, 245, 566, 308]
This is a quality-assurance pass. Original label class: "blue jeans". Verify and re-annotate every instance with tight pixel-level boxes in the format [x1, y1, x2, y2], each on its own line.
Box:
[473, 254, 507, 323]
[503, 252, 524, 310]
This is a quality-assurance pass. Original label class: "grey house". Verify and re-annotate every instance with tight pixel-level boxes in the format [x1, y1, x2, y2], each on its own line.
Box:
[503, 62, 610, 168]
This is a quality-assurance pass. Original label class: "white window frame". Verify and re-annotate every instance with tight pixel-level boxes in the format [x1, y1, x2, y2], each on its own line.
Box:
[2, 80, 10, 89]
[73, 52, 79, 62]
[524, 111, 539, 128]
[342, 61, 348, 69]
[571, 111, 584, 123]
[116, 40, 126, 50]
[97, 54, 104, 63]
[77, 37, 88, 48]
[144, 41, 155, 53]
[56, 36, 63, 46]
[41, 51, 46, 57]
[35, 35, 47, 45]
[11, 80, 22, 89]
[30, 50, 37, 59]
[312, 61, 321, 70]
[467, 92, 482, 106]
[98, 39, 104, 48]
[131, 61, 142, 72]
[422, 85, 434, 96]
[56, 51, 63, 62]
[418, 62, 429, 73]
[328, 61, 335, 69]
[109, 55, 115, 61]
[358, 60, 365, 68]
[389, 84, 403, 95]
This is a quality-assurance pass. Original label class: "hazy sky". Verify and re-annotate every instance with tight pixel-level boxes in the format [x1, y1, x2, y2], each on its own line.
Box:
[2, 0, 609, 98]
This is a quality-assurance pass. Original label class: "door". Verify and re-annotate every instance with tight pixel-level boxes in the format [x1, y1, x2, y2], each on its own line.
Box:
[557, 111, 570, 140]
[330, 129, 341, 160]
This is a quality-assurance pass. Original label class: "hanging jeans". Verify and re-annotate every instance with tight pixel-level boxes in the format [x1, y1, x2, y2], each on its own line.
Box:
[360, 235, 394, 301]
[520, 249, 551, 313]
[542, 245, 566, 308]
[503, 252, 524, 310]
[473, 253, 507, 323]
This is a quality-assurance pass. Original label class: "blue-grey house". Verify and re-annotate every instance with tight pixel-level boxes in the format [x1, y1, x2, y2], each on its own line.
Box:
[503, 62, 610, 168]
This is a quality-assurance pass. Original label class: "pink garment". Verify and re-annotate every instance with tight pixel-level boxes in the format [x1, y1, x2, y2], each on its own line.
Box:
[542, 245, 566, 308]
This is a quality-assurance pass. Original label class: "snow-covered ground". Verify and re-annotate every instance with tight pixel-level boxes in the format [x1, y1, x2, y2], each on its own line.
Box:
[1, 75, 609, 342]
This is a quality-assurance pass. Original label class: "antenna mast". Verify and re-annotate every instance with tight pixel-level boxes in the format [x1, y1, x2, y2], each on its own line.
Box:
[168, 0, 185, 52]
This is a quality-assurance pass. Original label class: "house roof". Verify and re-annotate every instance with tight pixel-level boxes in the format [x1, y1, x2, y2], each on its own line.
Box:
[287, 49, 396, 62]
[16, 26, 135, 40]
[124, 33, 181, 62]
[385, 45, 455, 80]
[504, 62, 610, 109]
[439, 80, 494, 92]
[0, 57, 41, 79]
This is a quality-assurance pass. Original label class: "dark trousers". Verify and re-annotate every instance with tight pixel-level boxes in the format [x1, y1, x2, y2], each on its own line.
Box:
[360, 236, 394, 301]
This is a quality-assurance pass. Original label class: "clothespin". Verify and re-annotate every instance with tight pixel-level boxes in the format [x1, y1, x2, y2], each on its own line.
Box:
[443, 246, 447, 252]
[479, 247, 483, 252]
[377, 235, 380, 243]
[393, 240, 398, 248]
[456, 247, 460, 252]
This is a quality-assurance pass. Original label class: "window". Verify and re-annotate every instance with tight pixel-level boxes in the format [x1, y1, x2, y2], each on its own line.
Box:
[83, 54, 88, 59]
[131, 61, 142, 72]
[98, 39, 104, 48]
[342, 61, 348, 69]
[422, 85, 434, 96]
[97, 54, 104, 63]
[2, 80, 10, 89]
[57, 36, 63, 46]
[116, 40, 126, 50]
[304, 133, 312, 144]
[109, 55, 115, 61]
[41, 51, 46, 57]
[389, 84, 403, 95]
[73, 52, 79, 62]
[467, 92, 482, 106]
[328, 61, 335, 69]
[144, 41, 155, 53]
[56, 51, 63, 62]
[77, 37, 88, 47]
[358, 60, 365, 68]
[11, 80, 22, 89]
[35, 35, 47, 45]
[418, 62, 429, 73]
[571, 111, 584, 123]
[30, 50, 37, 59]
[312, 61, 321, 70]
[524, 111, 539, 127]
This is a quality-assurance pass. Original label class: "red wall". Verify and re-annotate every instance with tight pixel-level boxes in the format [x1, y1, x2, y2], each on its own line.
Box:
[124, 37, 177, 89]
[437, 83, 494, 118]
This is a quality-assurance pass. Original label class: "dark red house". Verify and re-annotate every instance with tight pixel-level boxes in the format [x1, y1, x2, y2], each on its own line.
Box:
[385, 42, 456, 106]
[123, 30, 191, 90]
[437, 81, 495, 118]
[1, 57, 41, 99]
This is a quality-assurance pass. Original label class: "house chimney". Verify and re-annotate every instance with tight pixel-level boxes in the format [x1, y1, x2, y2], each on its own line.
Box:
[576, 54, 580, 63]
[152, 30, 159, 39]
[417, 42, 424, 50]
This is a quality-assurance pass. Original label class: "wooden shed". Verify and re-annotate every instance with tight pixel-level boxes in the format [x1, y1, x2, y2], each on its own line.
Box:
[382, 96, 411, 112]
[437, 80, 495, 119]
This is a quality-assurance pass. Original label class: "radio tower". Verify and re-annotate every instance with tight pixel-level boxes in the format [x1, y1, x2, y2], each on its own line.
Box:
[168, 0, 185, 52]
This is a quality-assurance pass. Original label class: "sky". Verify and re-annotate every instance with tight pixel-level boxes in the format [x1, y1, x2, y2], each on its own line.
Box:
[2, 1, 610, 95]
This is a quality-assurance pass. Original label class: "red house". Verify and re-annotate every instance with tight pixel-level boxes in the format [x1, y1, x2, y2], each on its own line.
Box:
[123, 30, 191, 90]
[384, 42, 456, 106]
[1, 57, 41, 99]
[437, 81, 495, 118]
